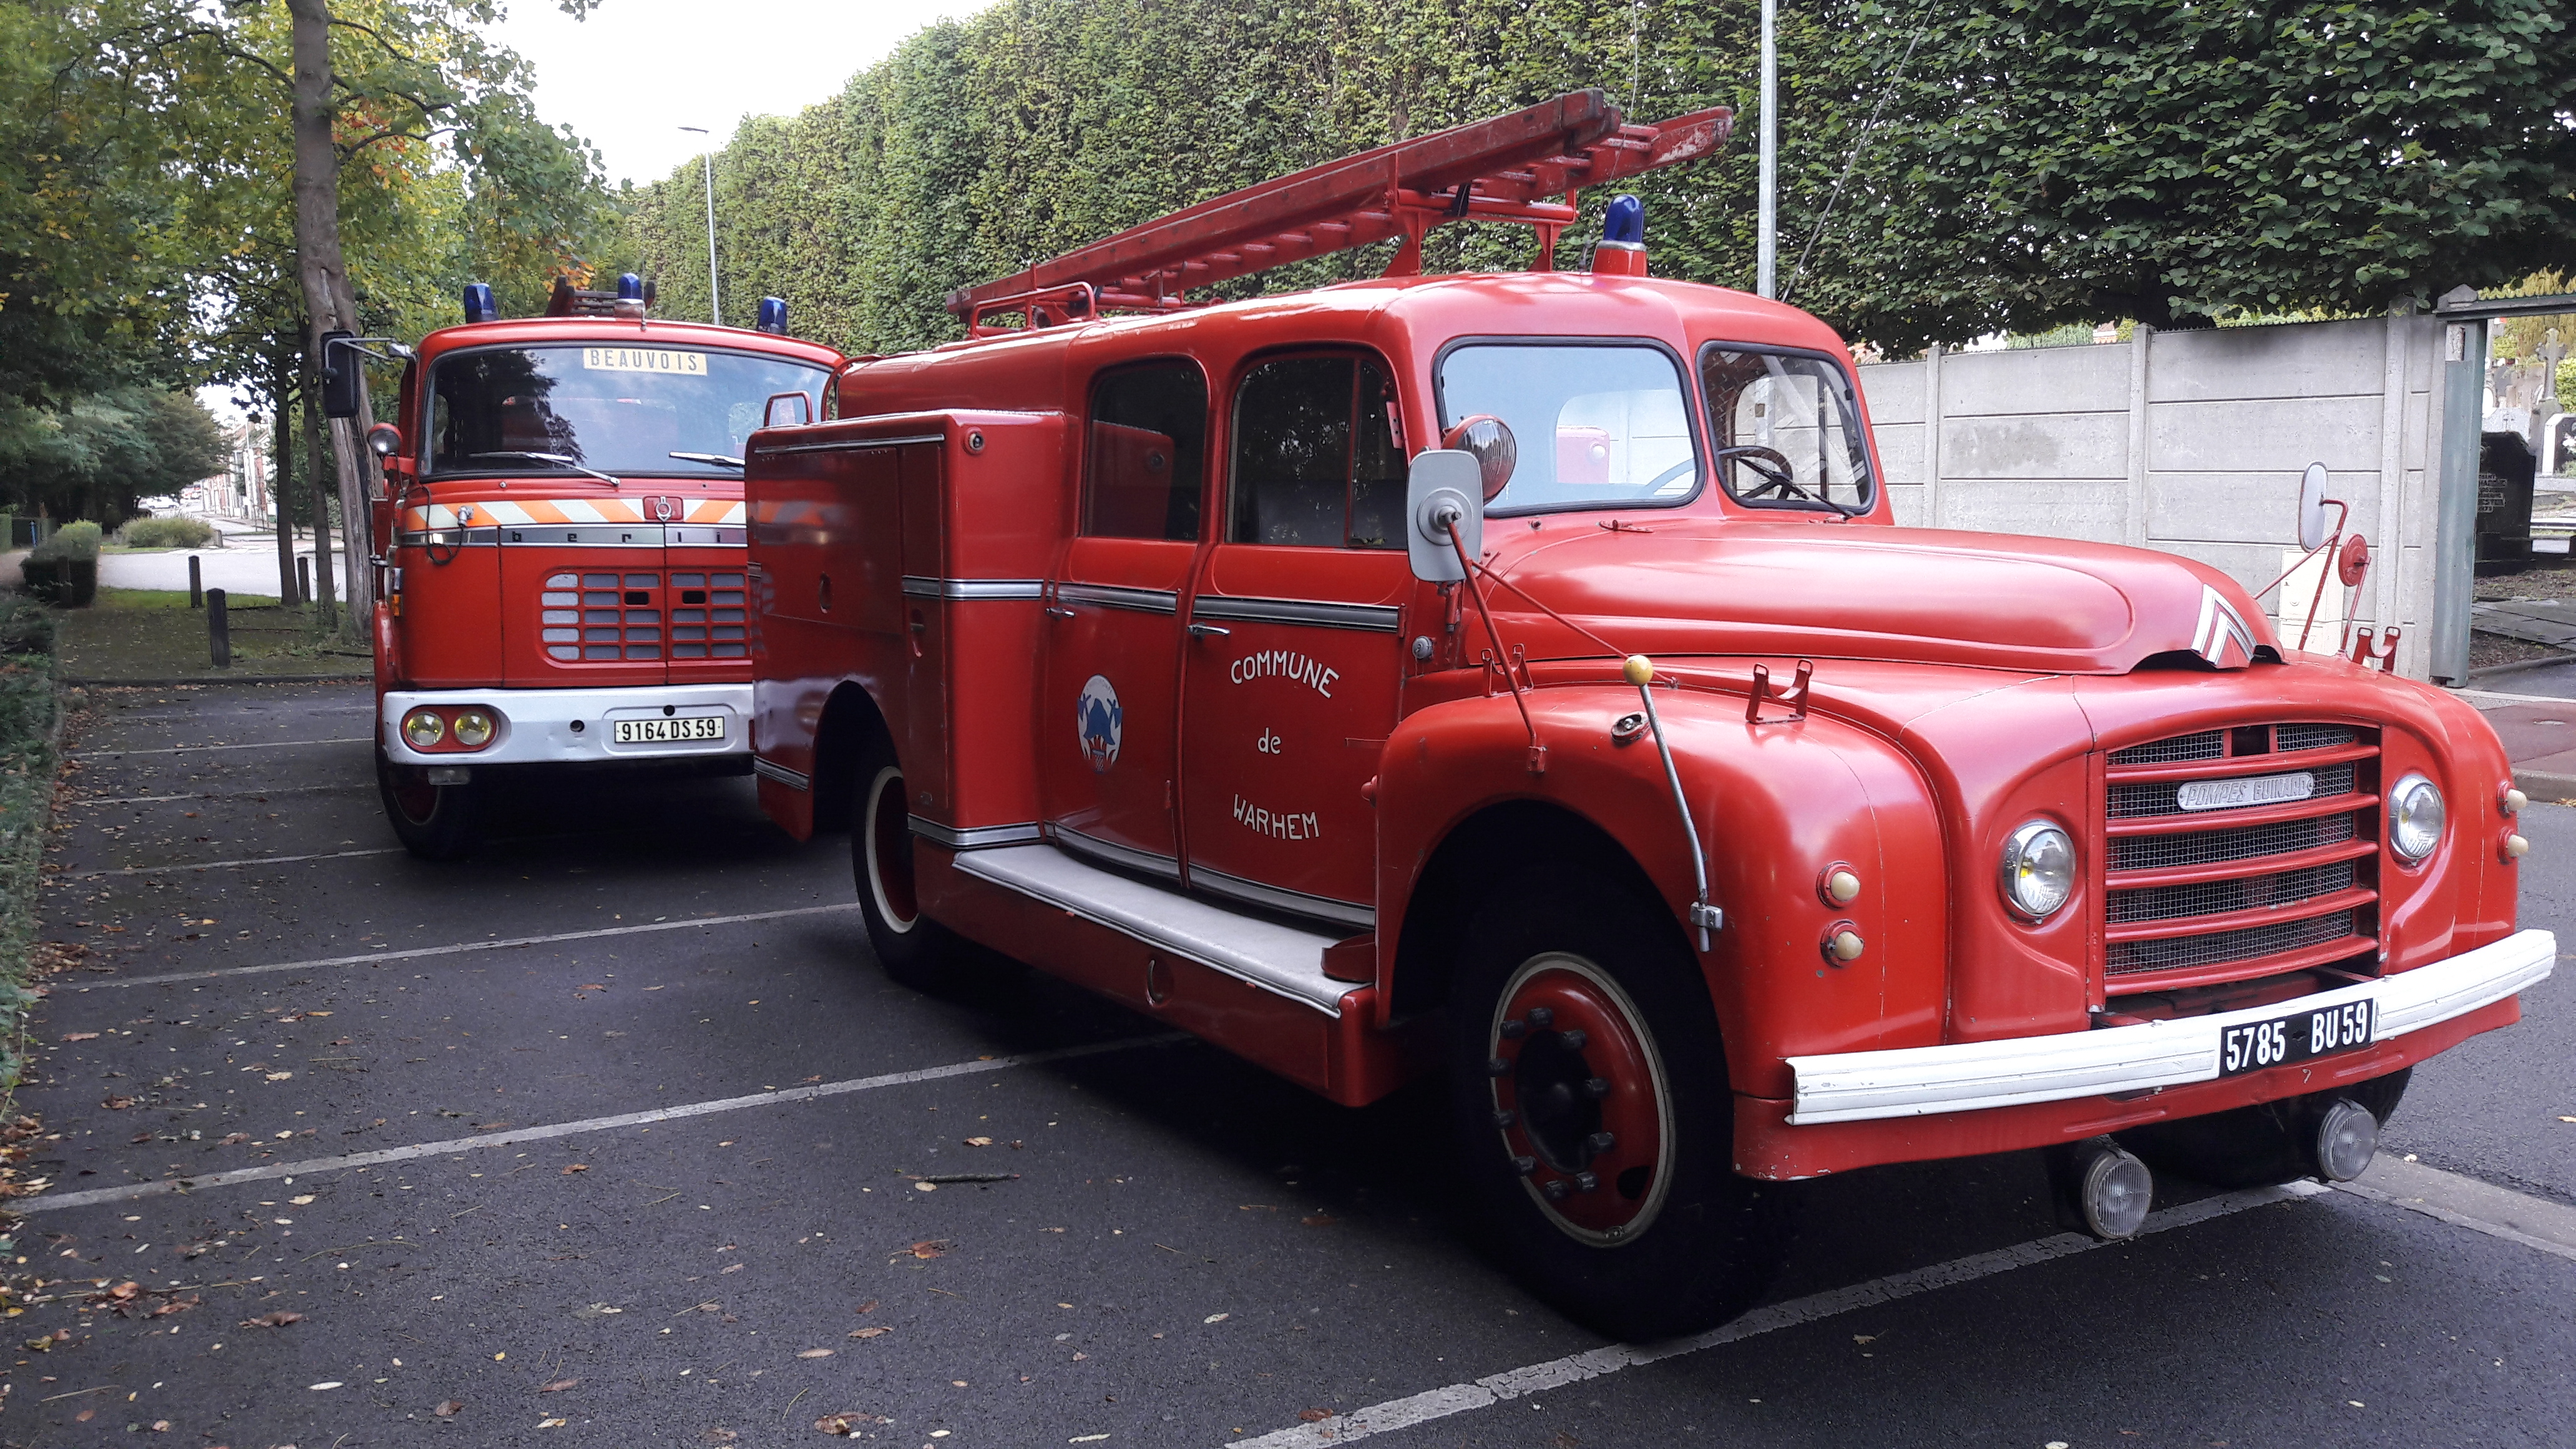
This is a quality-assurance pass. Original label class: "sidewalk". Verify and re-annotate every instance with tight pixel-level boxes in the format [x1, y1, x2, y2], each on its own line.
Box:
[2466, 687, 2576, 803]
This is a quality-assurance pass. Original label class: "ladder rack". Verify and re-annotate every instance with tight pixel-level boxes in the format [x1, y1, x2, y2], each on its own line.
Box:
[945, 89, 1732, 336]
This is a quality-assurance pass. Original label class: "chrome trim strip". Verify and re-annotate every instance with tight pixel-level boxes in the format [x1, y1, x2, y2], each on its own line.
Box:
[754, 432, 945, 456]
[666, 527, 748, 547]
[495, 525, 666, 548]
[1191, 595, 1402, 633]
[909, 817, 1043, 850]
[1048, 823, 1182, 881]
[900, 577, 1048, 602]
[1787, 928, 2555, 1125]
[752, 758, 809, 792]
[1056, 583, 1179, 615]
[395, 528, 502, 547]
[1188, 865, 1375, 930]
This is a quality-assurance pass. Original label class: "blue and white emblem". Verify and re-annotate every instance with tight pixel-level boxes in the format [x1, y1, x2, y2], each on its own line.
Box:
[1076, 674, 1123, 773]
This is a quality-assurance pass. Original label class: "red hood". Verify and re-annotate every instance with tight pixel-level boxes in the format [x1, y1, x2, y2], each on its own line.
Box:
[1488, 520, 2280, 675]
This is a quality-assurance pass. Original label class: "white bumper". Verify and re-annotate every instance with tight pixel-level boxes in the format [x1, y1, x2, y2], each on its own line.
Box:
[379, 684, 751, 766]
[1787, 929, 2555, 1126]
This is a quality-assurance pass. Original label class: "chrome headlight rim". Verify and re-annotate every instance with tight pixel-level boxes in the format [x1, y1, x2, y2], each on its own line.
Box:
[2388, 772, 2444, 864]
[1998, 818, 2077, 922]
[401, 708, 446, 749]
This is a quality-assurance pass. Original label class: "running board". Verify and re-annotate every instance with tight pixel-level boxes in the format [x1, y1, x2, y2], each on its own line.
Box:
[952, 845, 1348, 1015]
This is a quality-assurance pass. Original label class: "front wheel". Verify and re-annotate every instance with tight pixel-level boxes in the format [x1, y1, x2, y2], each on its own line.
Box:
[376, 749, 477, 861]
[1447, 866, 1787, 1340]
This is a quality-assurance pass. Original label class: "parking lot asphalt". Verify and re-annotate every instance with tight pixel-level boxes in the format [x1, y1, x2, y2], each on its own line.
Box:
[5, 680, 2571, 1448]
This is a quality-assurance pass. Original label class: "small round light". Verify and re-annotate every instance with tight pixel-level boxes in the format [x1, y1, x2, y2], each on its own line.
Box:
[1825, 869, 1861, 904]
[2502, 787, 2527, 815]
[2388, 773, 2444, 862]
[1828, 929, 1865, 962]
[2077, 1141, 2154, 1239]
[1999, 820, 2076, 920]
[451, 711, 494, 748]
[402, 709, 445, 749]
[2503, 832, 2530, 861]
[2311, 1098, 2379, 1182]
[367, 422, 402, 459]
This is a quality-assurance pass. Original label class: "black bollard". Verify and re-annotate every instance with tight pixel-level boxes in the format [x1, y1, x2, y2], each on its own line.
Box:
[188, 555, 203, 609]
[297, 555, 312, 604]
[207, 588, 231, 668]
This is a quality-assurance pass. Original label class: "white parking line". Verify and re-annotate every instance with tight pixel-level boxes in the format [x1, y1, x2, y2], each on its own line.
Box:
[1235, 1183, 2323, 1448]
[69, 846, 404, 879]
[70, 737, 373, 759]
[72, 783, 373, 808]
[65, 903, 859, 993]
[20, 1035, 1179, 1214]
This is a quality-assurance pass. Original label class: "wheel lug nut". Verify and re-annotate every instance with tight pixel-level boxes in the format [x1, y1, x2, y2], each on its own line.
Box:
[1559, 1028, 1589, 1051]
[1585, 1130, 1617, 1154]
[1491, 1109, 1517, 1129]
[1573, 1171, 1599, 1193]
[1512, 1155, 1536, 1177]
[1486, 1056, 1512, 1077]
[1583, 1076, 1612, 1099]
[1498, 1018, 1528, 1040]
[1541, 1179, 1571, 1201]
[1526, 1007, 1554, 1029]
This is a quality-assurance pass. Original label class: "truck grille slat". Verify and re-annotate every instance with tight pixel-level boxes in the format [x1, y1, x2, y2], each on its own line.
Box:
[2099, 722, 2378, 992]
[537, 570, 749, 662]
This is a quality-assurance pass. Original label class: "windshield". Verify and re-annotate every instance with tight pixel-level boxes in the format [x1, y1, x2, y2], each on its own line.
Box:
[424, 344, 829, 477]
[1433, 343, 1700, 514]
[1699, 344, 1875, 514]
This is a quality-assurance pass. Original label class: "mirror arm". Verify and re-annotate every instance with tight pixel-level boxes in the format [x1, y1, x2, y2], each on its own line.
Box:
[1447, 527, 1544, 774]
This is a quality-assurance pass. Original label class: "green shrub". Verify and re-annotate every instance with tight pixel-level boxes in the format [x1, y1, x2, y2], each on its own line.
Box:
[119, 515, 216, 549]
[29, 521, 102, 562]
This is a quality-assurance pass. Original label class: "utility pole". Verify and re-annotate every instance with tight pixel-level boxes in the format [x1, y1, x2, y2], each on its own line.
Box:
[680, 125, 721, 324]
[1757, 0, 1778, 298]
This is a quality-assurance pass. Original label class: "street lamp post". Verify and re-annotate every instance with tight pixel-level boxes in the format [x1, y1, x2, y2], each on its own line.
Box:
[1756, 0, 1777, 299]
[679, 125, 721, 325]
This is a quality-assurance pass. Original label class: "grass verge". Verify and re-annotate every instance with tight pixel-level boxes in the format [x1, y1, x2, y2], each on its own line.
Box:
[57, 587, 372, 681]
[0, 594, 59, 1090]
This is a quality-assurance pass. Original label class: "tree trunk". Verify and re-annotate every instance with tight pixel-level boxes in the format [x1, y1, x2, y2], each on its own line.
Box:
[271, 346, 298, 605]
[300, 339, 338, 628]
[287, 0, 373, 632]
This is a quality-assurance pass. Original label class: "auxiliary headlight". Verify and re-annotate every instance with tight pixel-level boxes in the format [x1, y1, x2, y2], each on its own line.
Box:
[2388, 773, 2444, 862]
[401, 708, 446, 749]
[451, 710, 495, 749]
[1999, 819, 2076, 920]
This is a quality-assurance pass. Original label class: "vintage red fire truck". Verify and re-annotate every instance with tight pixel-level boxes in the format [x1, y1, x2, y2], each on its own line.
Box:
[351, 275, 841, 857]
[743, 92, 2552, 1337]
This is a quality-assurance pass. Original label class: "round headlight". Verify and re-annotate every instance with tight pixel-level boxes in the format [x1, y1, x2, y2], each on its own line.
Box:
[402, 709, 445, 749]
[2389, 773, 2444, 862]
[451, 710, 494, 748]
[1999, 820, 2076, 920]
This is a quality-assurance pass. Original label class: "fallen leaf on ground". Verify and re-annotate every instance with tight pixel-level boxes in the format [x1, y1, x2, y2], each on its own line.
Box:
[537, 1417, 567, 1428]
[289, 1194, 315, 1205]
[540, 1378, 578, 1393]
[905, 1239, 952, 1260]
[150, 1420, 170, 1432]
[108, 1281, 140, 1300]
[798, 1348, 834, 1359]
[241, 1310, 302, 1327]
[562, 1164, 589, 1174]
[101, 1096, 134, 1110]
[1203, 1312, 1229, 1324]
[74, 1409, 94, 1422]
[577, 984, 606, 992]
[721, 1262, 744, 1274]
[1301, 1214, 1337, 1227]
[434, 1400, 464, 1418]
[218, 1132, 250, 1145]
[62, 1032, 98, 1043]
[963, 1136, 992, 1147]
[1853, 1334, 1878, 1345]
[849, 1327, 892, 1340]
[852, 1299, 878, 1314]
[1299, 1408, 1335, 1423]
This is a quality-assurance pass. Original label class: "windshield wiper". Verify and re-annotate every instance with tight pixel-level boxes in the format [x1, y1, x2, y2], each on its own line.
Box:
[668, 451, 744, 470]
[467, 451, 622, 489]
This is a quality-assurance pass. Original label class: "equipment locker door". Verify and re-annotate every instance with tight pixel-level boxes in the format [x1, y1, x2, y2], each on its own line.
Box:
[1038, 360, 1211, 879]
[1178, 351, 1410, 928]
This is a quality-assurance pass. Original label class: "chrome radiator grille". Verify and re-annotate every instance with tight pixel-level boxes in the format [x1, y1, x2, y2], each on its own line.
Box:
[2100, 721, 2378, 991]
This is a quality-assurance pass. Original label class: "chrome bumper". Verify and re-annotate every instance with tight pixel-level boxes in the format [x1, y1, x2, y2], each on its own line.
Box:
[1787, 929, 2555, 1125]
[379, 684, 750, 766]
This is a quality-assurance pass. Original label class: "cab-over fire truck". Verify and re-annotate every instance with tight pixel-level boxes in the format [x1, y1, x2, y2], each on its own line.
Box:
[742, 92, 2552, 1337]
[351, 275, 841, 857]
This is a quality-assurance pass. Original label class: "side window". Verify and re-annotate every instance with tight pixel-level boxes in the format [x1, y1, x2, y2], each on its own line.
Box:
[1228, 352, 1403, 548]
[1083, 359, 1208, 541]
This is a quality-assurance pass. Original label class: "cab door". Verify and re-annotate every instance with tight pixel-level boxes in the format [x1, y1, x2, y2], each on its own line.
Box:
[1038, 359, 1211, 878]
[1178, 351, 1410, 928]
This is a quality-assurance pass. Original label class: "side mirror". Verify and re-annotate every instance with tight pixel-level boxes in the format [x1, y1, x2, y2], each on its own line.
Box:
[1442, 415, 1519, 502]
[1407, 449, 1485, 583]
[764, 391, 812, 429]
[2296, 461, 2331, 552]
[319, 330, 363, 419]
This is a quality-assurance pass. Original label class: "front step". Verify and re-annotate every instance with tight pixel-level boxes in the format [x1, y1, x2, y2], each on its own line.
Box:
[953, 844, 1348, 1014]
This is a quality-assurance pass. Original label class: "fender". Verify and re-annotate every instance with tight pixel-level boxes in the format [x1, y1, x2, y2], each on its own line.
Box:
[1374, 678, 1949, 1099]
[371, 600, 402, 694]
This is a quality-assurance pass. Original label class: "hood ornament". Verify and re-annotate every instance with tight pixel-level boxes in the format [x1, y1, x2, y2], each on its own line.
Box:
[2191, 585, 2259, 668]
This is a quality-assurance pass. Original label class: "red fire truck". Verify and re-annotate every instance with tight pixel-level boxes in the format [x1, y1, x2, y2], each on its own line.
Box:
[354, 275, 842, 857]
[744, 92, 2552, 1337]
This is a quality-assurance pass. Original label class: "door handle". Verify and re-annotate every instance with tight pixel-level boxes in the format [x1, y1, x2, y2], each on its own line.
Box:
[1045, 605, 1078, 619]
[1188, 623, 1231, 638]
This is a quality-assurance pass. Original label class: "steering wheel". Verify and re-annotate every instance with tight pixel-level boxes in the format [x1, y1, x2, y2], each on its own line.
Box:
[1641, 457, 1699, 495]
[1715, 445, 1812, 502]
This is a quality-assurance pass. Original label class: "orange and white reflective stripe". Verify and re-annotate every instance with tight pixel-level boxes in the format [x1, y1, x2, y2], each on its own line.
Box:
[399, 499, 745, 530]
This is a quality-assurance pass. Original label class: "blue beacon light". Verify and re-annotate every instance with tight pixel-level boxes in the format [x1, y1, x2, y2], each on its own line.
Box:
[756, 297, 789, 334]
[1603, 194, 1644, 246]
[616, 272, 645, 301]
[461, 283, 499, 323]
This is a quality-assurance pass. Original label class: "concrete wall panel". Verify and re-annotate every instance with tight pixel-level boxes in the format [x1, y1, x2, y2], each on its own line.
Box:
[1860, 360, 1925, 424]
[2146, 320, 2386, 402]
[2147, 471, 2382, 545]
[1943, 411, 2128, 481]
[2149, 396, 2384, 473]
[1940, 344, 2129, 416]
[1939, 478, 2126, 544]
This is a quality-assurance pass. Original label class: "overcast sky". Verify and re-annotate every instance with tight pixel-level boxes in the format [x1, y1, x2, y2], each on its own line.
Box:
[499, 0, 992, 189]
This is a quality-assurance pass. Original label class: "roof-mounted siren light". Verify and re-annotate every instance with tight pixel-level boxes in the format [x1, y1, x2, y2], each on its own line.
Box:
[614, 272, 648, 321]
[462, 282, 499, 324]
[1593, 194, 1647, 277]
[756, 296, 789, 335]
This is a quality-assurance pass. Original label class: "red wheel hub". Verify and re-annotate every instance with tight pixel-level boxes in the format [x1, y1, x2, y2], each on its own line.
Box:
[1486, 955, 1671, 1241]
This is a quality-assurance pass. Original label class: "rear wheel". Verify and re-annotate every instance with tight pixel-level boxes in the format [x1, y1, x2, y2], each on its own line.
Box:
[1447, 865, 1786, 1339]
[852, 737, 964, 990]
[2120, 1067, 2410, 1188]
[376, 749, 477, 861]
